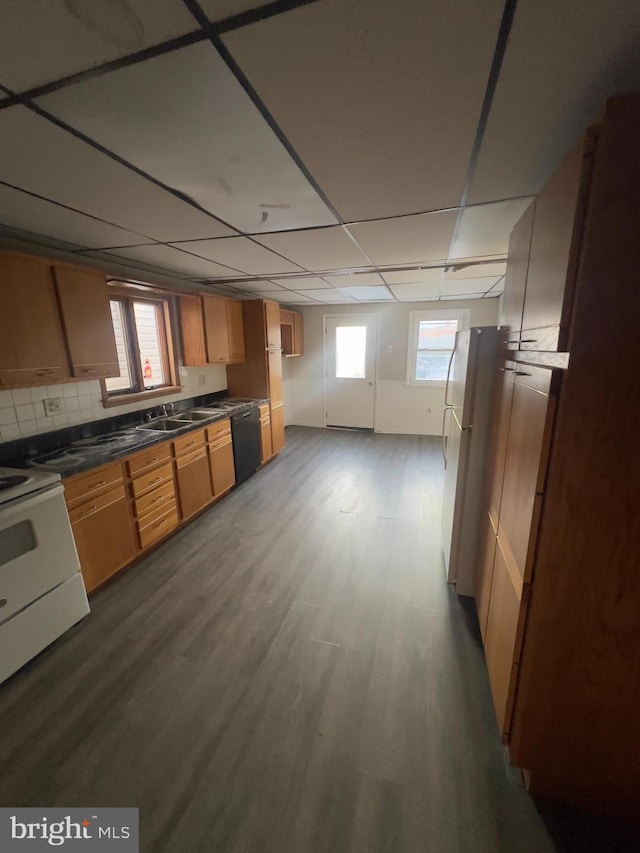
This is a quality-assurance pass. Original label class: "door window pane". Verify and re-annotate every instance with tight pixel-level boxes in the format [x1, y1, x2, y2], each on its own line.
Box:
[336, 326, 367, 378]
[105, 300, 133, 392]
[133, 301, 167, 389]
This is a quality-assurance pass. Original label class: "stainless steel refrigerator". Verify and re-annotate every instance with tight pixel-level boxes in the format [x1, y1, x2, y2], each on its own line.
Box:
[441, 327, 500, 596]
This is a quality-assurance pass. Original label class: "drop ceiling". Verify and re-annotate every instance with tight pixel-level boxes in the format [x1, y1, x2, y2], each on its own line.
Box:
[0, 0, 638, 305]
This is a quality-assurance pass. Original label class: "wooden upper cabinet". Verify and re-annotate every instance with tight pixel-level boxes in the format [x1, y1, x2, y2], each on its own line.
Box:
[292, 312, 303, 356]
[264, 300, 282, 350]
[53, 266, 118, 378]
[0, 254, 70, 386]
[267, 349, 283, 406]
[497, 366, 556, 585]
[203, 295, 230, 364]
[179, 294, 207, 367]
[225, 299, 245, 364]
[501, 202, 534, 343]
[521, 131, 596, 351]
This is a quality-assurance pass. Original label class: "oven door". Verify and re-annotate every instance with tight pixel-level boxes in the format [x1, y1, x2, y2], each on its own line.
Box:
[0, 484, 82, 624]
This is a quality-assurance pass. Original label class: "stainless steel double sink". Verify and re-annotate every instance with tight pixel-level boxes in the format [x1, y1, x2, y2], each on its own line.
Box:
[136, 408, 225, 433]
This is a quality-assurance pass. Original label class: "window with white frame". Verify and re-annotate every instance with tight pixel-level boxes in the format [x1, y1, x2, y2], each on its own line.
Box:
[406, 309, 469, 385]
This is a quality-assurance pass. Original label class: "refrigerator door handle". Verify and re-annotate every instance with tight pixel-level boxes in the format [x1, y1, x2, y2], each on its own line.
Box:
[443, 345, 456, 407]
[441, 405, 454, 468]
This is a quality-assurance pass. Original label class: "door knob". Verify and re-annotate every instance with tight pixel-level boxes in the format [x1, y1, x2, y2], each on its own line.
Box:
[368, 381, 373, 386]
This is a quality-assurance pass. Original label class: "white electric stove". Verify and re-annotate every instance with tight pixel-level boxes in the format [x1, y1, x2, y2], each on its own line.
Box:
[0, 466, 89, 684]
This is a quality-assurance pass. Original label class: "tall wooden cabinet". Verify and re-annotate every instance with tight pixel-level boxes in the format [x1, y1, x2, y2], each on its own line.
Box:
[227, 299, 285, 458]
[179, 294, 245, 367]
[476, 92, 640, 818]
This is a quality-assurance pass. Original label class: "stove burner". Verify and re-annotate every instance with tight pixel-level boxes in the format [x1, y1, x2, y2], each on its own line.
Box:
[0, 475, 31, 491]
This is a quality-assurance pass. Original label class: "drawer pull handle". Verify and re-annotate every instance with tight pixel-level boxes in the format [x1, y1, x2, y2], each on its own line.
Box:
[499, 367, 515, 372]
[519, 339, 537, 344]
[150, 476, 163, 484]
[81, 368, 98, 374]
[80, 506, 98, 517]
[149, 495, 164, 506]
[154, 517, 168, 528]
[88, 480, 107, 490]
[515, 371, 531, 377]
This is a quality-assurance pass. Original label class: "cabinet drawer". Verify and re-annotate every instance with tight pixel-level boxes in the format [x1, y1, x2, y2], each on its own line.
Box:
[130, 462, 173, 498]
[68, 483, 126, 524]
[208, 434, 232, 453]
[175, 445, 207, 469]
[173, 428, 206, 456]
[126, 442, 171, 476]
[133, 478, 176, 518]
[138, 506, 179, 550]
[65, 463, 123, 507]
[137, 493, 178, 529]
[206, 419, 231, 441]
[258, 404, 270, 418]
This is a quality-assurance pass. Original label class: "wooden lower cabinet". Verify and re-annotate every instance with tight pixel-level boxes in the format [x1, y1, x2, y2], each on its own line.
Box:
[69, 484, 136, 593]
[259, 404, 272, 463]
[175, 445, 213, 520]
[483, 536, 523, 739]
[271, 402, 285, 455]
[476, 514, 497, 643]
[210, 436, 235, 496]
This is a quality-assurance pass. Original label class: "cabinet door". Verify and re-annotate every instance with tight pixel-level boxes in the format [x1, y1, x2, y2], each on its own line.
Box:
[54, 266, 119, 378]
[210, 438, 236, 496]
[225, 299, 245, 363]
[498, 366, 555, 584]
[260, 411, 272, 463]
[0, 254, 70, 386]
[271, 402, 285, 455]
[69, 486, 136, 593]
[175, 448, 214, 520]
[268, 349, 283, 406]
[203, 295, 230, 364]
[476, 514, 497, 643]
[484, 536, 522, 739]
[264, 300, 282, 350]
[292, 312, 303, 355]
[521, 133, 595, 351]
[487, 361, 516, 528]
[179, 295, 207, 367]
[501, 202, 534, 343]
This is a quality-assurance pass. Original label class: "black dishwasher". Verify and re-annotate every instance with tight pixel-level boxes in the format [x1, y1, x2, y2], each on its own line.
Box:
[230, 406, 261, 484]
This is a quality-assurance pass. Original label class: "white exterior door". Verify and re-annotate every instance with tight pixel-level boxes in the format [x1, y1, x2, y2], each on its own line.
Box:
[324, 315, 377, 428]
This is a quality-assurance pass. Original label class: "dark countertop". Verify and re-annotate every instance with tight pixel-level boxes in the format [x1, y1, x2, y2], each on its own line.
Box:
[19, 397, 269, 479]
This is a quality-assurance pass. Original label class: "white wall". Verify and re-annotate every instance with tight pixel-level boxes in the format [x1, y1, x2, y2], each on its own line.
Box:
[288, 298, 499, 435]
[0, 365, 227, 443]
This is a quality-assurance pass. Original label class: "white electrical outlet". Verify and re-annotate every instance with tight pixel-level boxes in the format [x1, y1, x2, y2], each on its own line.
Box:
[198, 374, 206, 386]
[43, 397, 62, 416]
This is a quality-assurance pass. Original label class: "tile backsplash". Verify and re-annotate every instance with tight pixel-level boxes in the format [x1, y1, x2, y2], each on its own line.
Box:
[0, 365, 228, 443]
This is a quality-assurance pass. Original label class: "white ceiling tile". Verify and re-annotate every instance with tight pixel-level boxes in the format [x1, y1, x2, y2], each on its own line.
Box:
[102, 244, 243, 279]
[449, 199, 533, 259]
[0, 182, 150, 249]
[0, 106, 233, 241]
[444, 261, 507, 280]
[441, 293, 485, 301]
[388, 282, 441, 301]
[0, 0, 197, 91]
[300, 289, 357, 304]
[38, 41, 336, 233]
[259, 290, 314, 304]
[469, 0, 640, 203]
[223, 0, 504, 220]
[168, 237, 303, 275]
[348, 211, 457, 266]
[199, 1, 278, 22]
[253, 226, 370, 271]
[441, 277, 502, 297]
[269, 276, 332, 290]
[381, 268, 443, 284]
[324, 273, 384, 287]
[339, 285, 394, 302]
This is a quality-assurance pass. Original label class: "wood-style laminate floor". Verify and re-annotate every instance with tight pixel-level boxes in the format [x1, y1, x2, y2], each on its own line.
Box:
[0, 427, 556, 852]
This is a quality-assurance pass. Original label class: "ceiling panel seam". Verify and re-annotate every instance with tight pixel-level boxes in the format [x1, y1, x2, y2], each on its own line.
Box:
[447, 0, 520, 258]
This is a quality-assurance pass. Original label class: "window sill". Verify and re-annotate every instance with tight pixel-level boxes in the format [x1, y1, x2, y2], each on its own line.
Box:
[405, 380, 447, 389]
[101, 386, 182, 409]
